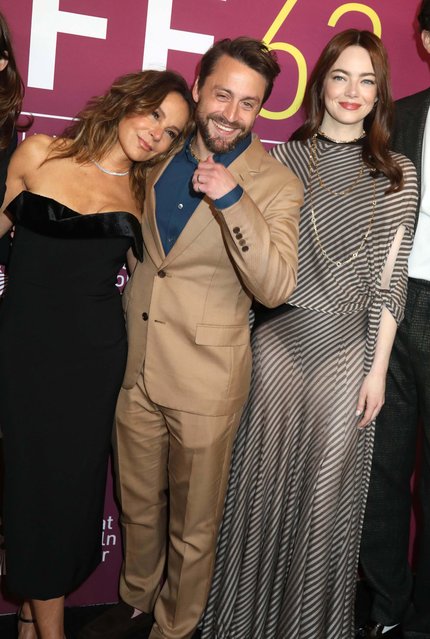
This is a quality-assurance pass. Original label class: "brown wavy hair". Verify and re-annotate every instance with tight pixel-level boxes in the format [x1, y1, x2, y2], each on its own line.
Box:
[0, 11, 32, 150]
[52, 70, 195, 208]
[291, 29, 403, 193]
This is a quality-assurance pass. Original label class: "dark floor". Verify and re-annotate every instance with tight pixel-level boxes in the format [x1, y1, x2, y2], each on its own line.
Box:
[0, 581, 372, 638]
[0, 603, 156, 638]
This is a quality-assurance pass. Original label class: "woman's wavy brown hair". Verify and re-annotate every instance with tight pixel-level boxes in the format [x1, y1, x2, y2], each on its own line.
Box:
[0, 11, 31, 150]
[291, 29, 403, 193]
[52, 70, 195, 209]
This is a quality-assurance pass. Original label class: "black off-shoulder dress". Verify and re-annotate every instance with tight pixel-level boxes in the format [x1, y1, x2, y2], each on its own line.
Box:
[0, 191, 143, 599]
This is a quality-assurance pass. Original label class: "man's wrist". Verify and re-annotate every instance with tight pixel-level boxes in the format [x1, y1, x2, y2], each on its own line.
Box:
[213, 185, 243, 209]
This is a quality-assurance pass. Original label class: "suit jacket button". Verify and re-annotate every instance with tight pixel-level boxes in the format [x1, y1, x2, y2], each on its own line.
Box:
[239, 239, 246, 246]
[236, 232, 243, 239]
[232, 226, 240, 233]
[142, 312, 148, 321]
[158, 270, 167, 278]
[241, 245, 249, 252]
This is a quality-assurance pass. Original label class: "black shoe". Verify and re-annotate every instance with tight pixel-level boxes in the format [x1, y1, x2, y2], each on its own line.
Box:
[355, 621, 403, 638]
[77, 602, 153, 639]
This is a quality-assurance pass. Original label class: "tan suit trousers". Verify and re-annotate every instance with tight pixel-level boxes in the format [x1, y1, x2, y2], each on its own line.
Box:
[113, 369, 242, 639]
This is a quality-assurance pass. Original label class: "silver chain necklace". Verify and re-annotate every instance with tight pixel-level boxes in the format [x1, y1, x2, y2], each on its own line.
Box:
[91, 159, 130, 177]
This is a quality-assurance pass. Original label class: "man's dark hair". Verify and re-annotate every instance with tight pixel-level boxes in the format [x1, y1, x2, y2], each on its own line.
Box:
[418, 0, 430, 31]
[197, 37, 280, 105]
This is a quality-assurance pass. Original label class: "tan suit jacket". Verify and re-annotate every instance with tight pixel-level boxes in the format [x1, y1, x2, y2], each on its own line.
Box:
[122, 135, 303, 416]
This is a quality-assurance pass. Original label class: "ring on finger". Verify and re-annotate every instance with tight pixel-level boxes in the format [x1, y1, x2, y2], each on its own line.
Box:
[197, 174, 201, 184]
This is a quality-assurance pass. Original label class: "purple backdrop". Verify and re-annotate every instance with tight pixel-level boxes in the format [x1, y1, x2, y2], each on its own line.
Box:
[0, 0, 427, 611]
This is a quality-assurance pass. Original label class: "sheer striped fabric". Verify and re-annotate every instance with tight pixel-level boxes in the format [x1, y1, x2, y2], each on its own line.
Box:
[201, 139, 417, 639]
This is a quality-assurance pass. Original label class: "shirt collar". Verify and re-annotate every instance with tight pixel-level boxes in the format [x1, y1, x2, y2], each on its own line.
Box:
[184, 133, 252, 168]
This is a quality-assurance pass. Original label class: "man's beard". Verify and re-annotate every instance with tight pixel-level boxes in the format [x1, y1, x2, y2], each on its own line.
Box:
[195, 111, 248, 154]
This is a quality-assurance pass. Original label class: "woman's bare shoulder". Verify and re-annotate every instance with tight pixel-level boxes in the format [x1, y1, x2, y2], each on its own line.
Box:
[15, 133, 59, 163]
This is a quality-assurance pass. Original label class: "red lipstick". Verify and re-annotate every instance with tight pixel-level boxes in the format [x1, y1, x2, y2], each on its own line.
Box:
[339, 102, 361, 110]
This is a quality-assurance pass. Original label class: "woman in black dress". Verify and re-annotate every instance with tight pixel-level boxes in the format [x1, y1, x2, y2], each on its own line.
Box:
[0, 69, 194, 639]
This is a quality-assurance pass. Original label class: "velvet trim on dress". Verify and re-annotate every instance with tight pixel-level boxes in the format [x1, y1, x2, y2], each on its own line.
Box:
[7, 191, 144, 261]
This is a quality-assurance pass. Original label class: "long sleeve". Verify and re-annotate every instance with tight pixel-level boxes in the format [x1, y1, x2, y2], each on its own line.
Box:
[216, 165, 303, 307]
[365, 160, 418, 371]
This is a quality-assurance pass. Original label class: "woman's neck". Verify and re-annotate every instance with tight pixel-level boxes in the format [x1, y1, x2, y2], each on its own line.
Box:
[318, 119, 365, 143]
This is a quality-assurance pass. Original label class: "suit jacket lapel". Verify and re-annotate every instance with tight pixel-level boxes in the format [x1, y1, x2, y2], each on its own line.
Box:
[159, 197, 215, 267]
[143, 160, 169, 266]
[227, 135, 264, 184]
[144, 135, 265, 268]
[143, 156, 217, 268]
[406, 91, 430, 180]
[413, 89, 430, 185]
[160, 136, 265, 266]
[395, 88, 430, 186]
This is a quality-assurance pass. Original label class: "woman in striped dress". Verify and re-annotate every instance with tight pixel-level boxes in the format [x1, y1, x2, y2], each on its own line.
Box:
[201, 30, 418, 639]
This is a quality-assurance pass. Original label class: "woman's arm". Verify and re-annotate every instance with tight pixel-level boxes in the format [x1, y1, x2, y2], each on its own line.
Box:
[356, 156, 417, 429]
[356, 306, 397, 428]
[0, 134, 53, 238]
[0, 209, 13, 238]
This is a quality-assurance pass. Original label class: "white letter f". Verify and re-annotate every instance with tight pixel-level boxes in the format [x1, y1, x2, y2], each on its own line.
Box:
[28, 0, 107, 90]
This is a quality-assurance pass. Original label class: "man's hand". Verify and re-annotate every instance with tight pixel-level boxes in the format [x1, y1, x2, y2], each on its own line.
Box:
[192, 156, 238, 201]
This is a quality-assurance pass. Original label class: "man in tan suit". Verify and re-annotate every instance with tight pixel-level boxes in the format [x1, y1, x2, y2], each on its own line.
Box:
[82, 37, 302, 639]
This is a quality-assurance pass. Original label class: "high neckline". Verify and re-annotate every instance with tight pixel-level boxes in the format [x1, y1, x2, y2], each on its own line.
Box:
[316, 131, 366, 146]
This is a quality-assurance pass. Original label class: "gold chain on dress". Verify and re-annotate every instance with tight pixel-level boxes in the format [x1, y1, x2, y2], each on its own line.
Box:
[310, 133, 366, 196]
[308, 134, 377, 268]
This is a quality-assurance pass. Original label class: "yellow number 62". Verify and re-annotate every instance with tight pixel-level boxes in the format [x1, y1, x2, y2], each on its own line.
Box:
[261, 1, 382, 122]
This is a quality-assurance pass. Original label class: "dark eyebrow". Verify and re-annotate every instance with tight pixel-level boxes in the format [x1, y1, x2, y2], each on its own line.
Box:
[331, 67, 376, 77]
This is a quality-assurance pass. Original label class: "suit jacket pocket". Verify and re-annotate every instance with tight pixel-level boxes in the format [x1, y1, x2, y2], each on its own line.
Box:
[195, 324, 249, 346]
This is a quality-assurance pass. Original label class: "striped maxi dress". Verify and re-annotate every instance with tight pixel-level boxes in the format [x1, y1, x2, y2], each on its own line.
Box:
[201, 137, 418, 639]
